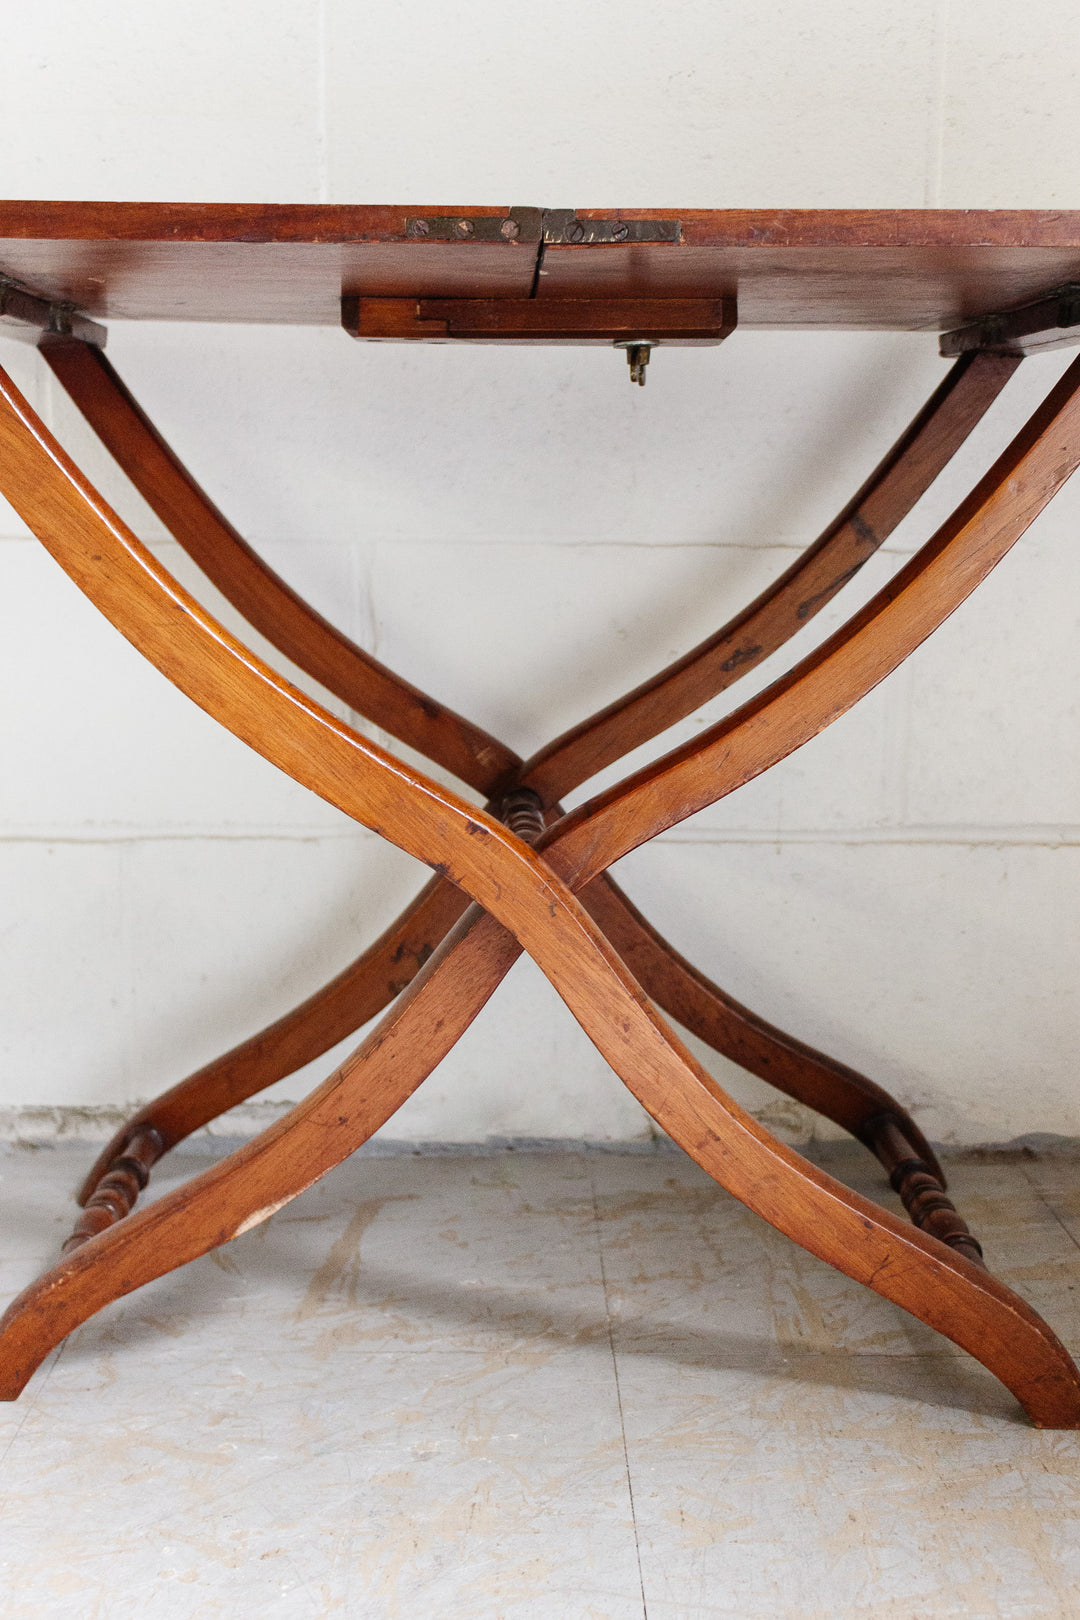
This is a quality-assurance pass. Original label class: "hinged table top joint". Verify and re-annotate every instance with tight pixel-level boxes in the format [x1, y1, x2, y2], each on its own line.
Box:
[2, 205, 1080, 332]
[403, 209, 682, 247]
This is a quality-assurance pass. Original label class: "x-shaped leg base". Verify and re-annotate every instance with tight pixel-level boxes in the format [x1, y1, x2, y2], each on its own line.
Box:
[2, 336, 1079, 1425]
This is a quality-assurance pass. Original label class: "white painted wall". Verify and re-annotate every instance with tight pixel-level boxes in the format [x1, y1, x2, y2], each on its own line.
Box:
[1, 1, 1079, 1146]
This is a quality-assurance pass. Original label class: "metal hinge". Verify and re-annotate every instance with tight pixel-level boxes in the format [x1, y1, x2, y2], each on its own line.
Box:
[403, 208, 681, 246]
[541, 210, 680, 246]
[0, 274, 106, 348]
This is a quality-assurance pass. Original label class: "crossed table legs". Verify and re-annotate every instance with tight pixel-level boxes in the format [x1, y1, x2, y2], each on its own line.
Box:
[1, 335, 1079, 1425]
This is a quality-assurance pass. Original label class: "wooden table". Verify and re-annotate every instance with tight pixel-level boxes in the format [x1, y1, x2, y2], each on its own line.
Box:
[2, 204, 1080, 1424]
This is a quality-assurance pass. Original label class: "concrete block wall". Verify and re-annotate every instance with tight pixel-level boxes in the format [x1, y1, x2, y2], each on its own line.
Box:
[1, 1, 1079, 1146]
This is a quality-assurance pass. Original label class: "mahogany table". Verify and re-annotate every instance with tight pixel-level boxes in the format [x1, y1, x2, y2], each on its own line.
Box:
[2, 204, 1080, 1424]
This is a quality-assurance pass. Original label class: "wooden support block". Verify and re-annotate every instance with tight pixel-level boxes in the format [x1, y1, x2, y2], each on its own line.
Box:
[941, 284, 1080, 358]
[342, 295, 737, 345]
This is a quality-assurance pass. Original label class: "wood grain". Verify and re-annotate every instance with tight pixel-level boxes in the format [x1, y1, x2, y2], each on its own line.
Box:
[582, 875, 945, 1181]
[2, 204, 1080, 326]
[344, 295, 735, 343]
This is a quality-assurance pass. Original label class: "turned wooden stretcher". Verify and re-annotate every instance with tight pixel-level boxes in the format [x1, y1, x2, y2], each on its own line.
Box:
[2, 204, 1080, 1423]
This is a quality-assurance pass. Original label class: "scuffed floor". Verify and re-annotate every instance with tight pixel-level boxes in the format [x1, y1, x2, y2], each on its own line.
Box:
[1, 1142, 1079, 1619]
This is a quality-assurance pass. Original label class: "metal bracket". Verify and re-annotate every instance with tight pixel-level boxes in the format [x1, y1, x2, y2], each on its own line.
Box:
[403, 208, 681, 247]
[541, 211, 680, 246]
[405, 208, 544, 243]
[940, 283, 1080, 358]
[0, 274, 107, 349]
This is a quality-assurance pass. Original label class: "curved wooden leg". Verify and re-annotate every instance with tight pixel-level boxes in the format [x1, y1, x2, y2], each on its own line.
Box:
[74, 795, 537, 1200]
[582, 874, 945, 1180]
[581, 975, 1080, 1428]
[41, 333, 1017, 808]
[6, 343, 1079, 1421]
[75, 873, 471, 1201]
[76, 850, 948, 1247]
[6, 897, 1077, 1426]
[76, 854, 952, 1246]
[39, 334, 1013, 1192]
[519, 350, 1019, 801]
[0, 907, 519, 1400]
[548, 354, 1080, 887]
[39, 335, 519, 796]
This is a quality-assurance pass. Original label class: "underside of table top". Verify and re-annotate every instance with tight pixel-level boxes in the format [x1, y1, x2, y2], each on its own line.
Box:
[2, 204, 1080, 329]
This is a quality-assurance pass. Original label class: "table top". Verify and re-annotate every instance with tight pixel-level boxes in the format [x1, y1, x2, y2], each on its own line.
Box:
[2, 204, 1080, 330]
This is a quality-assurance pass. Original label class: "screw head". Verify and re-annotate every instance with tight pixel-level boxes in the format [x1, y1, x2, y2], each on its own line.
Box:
[611, 223, 629, 241]
[500, 218, 520, 239]
[410, 218, 430, 236]
[566, 220, 586, 243]
[455, 219, 474, 237]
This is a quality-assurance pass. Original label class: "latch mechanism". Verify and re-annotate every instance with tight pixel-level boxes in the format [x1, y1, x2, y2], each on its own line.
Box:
[348, 210, 730, 384]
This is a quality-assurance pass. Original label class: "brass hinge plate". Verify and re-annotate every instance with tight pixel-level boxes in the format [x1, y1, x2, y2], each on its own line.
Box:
[403, 209, 681, 247]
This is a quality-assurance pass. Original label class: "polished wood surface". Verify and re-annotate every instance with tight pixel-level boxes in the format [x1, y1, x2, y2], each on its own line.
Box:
[2, 205, 1080, 326]
[75, 875, 472, 1200]
[344, 295, 736, 344]
[2, 349, 1080, 1423]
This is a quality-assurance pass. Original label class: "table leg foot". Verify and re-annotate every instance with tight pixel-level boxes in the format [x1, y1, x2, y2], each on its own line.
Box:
[591, 1000, 1080, 1429]
[0, 908, 518, 1400]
